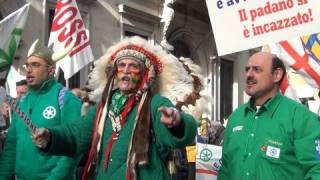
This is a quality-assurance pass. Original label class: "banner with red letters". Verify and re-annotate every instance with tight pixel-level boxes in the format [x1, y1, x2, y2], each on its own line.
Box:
[205, 0, 320, 56]
[49, 0, 94, 79]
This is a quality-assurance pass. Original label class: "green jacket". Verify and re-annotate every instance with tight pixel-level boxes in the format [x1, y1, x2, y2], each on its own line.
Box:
[0, 78, 82, 180]
[218, 92, 320, 180]
[48, 94, 197, 180]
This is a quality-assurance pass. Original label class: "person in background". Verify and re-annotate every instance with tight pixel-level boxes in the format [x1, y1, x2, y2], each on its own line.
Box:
[0, 39, 82, 180]
[0, 79, 8, 130]
[71, 87, 95, 116]
[32, 36, 197, 180]
[1, 80, 29, 124]
[1, 79, 29, 157]
[15, 80, 28, 99]
[0, 79, 8, 155]
[218, 52, 320, 180]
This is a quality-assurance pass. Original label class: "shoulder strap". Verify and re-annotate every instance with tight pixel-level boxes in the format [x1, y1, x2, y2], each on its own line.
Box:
[58, 87, 68, 110]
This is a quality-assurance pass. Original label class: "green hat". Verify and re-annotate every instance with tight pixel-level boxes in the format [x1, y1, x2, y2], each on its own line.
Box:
[27, 39, 75, 65]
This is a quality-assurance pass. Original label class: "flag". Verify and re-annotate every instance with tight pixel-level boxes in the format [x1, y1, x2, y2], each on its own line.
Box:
[279, 74, 300, 102]
[196, 142, 222, 180]
[268, 35, 320, 89]
[0, 3, 30, 72]
[262, 46, 300, 102]
[48, 0, 94, 80]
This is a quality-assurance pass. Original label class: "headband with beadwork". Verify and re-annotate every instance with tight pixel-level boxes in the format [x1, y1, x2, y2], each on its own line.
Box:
[110, 44, 163, 75]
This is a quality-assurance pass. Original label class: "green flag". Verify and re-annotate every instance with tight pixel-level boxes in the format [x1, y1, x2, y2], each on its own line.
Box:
[0, 3, 30, 72]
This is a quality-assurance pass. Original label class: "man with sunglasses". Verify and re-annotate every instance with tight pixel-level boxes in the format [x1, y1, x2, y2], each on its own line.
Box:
[0, 40, 82, 180]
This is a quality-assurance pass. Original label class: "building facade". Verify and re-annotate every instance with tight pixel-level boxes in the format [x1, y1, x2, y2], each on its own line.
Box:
[0, 0, 256, 122]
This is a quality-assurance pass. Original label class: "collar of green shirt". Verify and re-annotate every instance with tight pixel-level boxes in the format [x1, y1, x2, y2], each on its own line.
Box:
[244, 92, 283, 117]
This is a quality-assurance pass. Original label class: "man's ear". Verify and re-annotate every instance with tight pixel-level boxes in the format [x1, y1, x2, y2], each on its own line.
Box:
[48, 65, 56, 76]
[273, 68, 284, 83]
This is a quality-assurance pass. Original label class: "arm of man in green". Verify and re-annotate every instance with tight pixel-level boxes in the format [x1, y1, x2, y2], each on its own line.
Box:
[46, 92, 82, 180]
[47, 95, 197, 157]
[0, 91, 82, 180]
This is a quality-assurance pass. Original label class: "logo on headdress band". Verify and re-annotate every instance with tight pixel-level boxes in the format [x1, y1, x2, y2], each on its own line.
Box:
[110, 44, 163, 75]
[301, 34, 320, 63]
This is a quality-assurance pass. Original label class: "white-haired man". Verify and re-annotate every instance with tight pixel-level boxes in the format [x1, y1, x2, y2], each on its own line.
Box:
[33, 36, 198, 180]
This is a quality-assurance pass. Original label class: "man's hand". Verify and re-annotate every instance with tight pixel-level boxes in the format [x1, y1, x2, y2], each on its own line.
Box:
[158, 107, 181, 128]
[32, 128, 51, 149]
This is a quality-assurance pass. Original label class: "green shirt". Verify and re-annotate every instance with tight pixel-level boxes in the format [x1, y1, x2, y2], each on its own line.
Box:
[0, 78, 82, 180]
[218, 92, 320, 180]
[48, 93, 197, 180]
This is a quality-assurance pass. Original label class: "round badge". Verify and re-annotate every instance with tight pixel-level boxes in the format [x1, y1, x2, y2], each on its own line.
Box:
[43, 106, 56, 119]
[200, 148, 213, 162]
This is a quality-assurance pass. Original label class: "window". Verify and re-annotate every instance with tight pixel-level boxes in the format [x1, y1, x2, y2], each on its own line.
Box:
[124, 30, 148, 39]
[172, 40, 191, 58]
[220, 59, 233, 123]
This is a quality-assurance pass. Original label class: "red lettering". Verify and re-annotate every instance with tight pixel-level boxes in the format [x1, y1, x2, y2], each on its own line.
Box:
[54, 0, 72, 16]
[70, 31, 89, 56]
[58, 19, 83, 42]
[51, 7, 77, 31]
[50, 0, 91, 56]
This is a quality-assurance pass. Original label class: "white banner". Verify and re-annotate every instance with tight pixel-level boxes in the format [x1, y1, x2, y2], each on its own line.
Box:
[268, 37, 320, 89]
[205, 0, 320, 56]
[196, 143, 222, 180]
[48, 0, 94, 79]
[0, 3, 30, 70]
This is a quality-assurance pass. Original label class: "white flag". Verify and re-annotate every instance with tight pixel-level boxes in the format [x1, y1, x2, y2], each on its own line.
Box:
[196, 142, 222, 180]
[268, 37, 320, 88]
[48, 0, 94, 79]
[262, 46, 300, 102]
[0, 3, 30, 71]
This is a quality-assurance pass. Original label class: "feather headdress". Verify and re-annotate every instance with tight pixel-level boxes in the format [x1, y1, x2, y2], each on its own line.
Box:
[87, 36, 206, 113]
[83, 36, 207, 180]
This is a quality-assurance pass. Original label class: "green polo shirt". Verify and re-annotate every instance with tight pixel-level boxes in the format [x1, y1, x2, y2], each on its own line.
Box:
[218, 92, 320, 180]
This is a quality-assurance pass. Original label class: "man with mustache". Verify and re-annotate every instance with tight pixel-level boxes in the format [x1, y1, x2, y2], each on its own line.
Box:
[32, 36, 198, 180]
[218, 52, 320, 180]
[0, 40, 82, 180]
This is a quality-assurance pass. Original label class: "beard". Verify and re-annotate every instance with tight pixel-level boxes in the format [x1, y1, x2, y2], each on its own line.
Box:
[118, 74, 140, 94]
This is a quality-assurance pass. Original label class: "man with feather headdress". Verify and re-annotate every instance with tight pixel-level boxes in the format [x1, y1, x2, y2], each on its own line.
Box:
[33, 36, 201, 180]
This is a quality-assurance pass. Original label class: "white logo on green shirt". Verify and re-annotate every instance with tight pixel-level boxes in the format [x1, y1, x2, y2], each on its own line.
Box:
[232, 126, 243, 132]
[43, 106, 56, 119]
[266, 145, 280, 159]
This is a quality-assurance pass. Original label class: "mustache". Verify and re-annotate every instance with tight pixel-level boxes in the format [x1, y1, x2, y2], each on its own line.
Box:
[246, 76, 257, 84]
[121, 75, 133, 81]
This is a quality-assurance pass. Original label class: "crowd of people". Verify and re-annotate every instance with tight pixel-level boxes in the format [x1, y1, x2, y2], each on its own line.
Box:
[1, 36, 320, 180]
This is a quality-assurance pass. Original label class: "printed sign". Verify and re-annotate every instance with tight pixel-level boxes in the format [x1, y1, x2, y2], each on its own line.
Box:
[205, 0, 320, 55]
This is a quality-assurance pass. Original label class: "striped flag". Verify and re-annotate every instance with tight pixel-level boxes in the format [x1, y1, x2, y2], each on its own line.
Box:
[269, 35, 320, 89]
[48, 0, 94, 80]
[262, 45, 300, 102]
[279, 74, 300, 102]
[0, 3, 30, 73]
